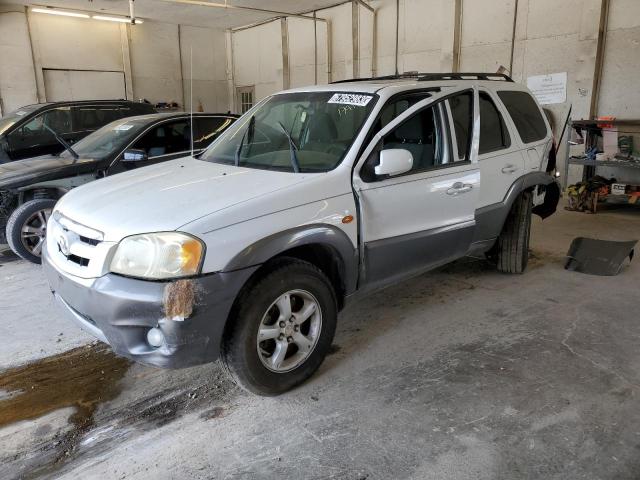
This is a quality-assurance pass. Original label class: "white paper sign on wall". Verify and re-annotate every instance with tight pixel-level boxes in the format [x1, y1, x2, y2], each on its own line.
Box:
[526, 72, 567, 105]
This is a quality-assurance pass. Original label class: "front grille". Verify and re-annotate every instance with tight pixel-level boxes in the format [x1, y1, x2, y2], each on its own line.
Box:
[49, 213, 106, 272]
[79, 236, 100, 246]
[67, 253, 90, 267]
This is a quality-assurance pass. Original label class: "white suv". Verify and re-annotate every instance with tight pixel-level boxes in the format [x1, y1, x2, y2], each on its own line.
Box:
[43, 73, 559, 395]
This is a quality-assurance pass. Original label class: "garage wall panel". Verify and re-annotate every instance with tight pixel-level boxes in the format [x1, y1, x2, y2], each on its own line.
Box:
[130, 22, 184, 106]
[319, 3, 353, 82]
[288, 17, 317, 88]
[0, 8, 37, 113]
[597, 0, 640, 119]
[459, 0, 515, 72]
[29, 12, 123, 72]
[43, 70, 126, 101]
[180, 25, 228, 112]
[233, 20, 283, 101]
[358, 6, 374, 77]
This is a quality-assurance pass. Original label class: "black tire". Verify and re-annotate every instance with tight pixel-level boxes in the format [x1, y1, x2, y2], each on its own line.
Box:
[6, 199, 56, 264]
[496, 191, 532, 274]
[222, 258, 338, 396]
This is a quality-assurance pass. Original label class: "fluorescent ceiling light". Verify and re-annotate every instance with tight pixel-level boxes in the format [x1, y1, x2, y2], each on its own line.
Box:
[31, 7, 90, 18]
[92, 15, 143, 24]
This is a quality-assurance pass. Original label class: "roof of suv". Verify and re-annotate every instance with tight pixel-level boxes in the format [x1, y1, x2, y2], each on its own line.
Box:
[280, 72, 530, 96]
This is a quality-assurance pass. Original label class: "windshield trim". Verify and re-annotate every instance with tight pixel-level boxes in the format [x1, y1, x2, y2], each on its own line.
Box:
[198, 91, 379, 174]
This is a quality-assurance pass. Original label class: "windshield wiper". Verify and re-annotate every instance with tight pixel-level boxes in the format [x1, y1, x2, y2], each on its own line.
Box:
[235, 115, 255, 167]
[43, 124, 79, 160]
[276, 121, 300, 173]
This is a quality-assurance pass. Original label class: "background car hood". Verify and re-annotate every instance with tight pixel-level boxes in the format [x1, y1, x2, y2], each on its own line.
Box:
[56, 157, 313, 242]
[0, 155, 97, 189]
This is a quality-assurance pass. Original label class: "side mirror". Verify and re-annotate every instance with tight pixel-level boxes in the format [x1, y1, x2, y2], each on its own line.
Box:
[122, 149, 148, 162]
[375, 148, 413, 177]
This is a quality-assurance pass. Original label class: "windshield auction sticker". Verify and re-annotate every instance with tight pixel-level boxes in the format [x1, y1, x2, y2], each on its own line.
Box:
[328, 93, 373, 107]
[114, 124, 134, 131]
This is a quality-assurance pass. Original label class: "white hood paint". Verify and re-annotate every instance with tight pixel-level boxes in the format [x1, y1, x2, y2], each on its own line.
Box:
[56, 158, 314, 242]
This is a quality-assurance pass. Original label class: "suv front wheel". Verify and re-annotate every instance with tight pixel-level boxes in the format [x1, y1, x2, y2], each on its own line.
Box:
[6, 198, 56, 264]
[495, 191, 532, 274]
[222, 258, 338, 396]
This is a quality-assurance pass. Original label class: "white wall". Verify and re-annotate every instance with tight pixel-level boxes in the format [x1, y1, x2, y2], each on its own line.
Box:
[598, 0, 640, 119]
[0, 7, 38, 113]
[232, 20, 284, 100]
[129, 22, 183, 105]
[179, 25, 229, 112]
[0, 5, 230, 114]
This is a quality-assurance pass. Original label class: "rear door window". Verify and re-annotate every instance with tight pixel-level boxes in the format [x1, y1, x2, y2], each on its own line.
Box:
[73, 105, 121, 131]
[478, 92, 510, 154]
[497, 90, 548, 143]
[132, 120, 190, 158]
[193, 117, 233, 149]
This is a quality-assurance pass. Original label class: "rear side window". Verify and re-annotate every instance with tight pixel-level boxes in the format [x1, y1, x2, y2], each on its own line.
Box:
[497, 91, 547, 143]
[73, 105, 121, 131]
[193, 117, 234, 149]
[479, 92, 510, 154]
[132, 120, 190, 158]
[448, 91, 473, 160]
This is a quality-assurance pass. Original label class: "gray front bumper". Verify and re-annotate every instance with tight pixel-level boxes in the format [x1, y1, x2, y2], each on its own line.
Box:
[43, 248, 258, 368]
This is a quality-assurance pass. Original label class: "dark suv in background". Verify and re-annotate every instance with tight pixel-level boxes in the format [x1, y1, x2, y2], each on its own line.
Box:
[0, 100, 156, 162]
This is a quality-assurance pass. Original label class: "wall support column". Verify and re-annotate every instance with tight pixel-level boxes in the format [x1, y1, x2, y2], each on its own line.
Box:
[589, 0, 610, 119]
[120, 23, 134, 100]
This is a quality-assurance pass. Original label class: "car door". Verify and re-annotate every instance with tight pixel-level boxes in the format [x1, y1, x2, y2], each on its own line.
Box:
[353, 88, 481, 290]
[107, 118, 192, 175]
[474, 89, 525, 208]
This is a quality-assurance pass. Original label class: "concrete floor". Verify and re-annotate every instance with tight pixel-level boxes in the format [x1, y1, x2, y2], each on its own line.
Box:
[1, 203, 640, 479]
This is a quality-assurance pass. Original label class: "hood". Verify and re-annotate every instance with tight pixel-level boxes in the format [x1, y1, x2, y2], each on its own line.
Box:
[56, 157, 313, 241]
[0, 156, 98, 189]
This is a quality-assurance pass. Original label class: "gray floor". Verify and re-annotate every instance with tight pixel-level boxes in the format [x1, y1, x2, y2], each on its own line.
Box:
[1, 203, 640, 480]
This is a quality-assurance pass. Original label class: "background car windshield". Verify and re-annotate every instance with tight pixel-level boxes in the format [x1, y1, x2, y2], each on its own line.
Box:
[60, 118, 149, 160]
[199, 91, 376, 172]
[0, 104, 41, 135]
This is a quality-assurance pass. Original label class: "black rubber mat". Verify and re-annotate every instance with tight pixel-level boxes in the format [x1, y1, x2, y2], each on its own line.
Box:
[565, 237, 637, 276]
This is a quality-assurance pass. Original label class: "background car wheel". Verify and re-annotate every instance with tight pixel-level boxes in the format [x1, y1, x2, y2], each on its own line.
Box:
[6, 198, 56, 264]
[222, 258, 338, 396]
[495, 191, 532, 274]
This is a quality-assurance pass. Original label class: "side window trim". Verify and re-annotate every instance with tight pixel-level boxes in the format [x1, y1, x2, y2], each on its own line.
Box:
[355, 87, 479, 183]
[446, 89, 476, 162]
[360, 99, 466, 183]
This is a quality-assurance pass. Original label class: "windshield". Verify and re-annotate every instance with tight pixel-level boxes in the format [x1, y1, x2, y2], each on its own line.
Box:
[0, 104, 41, 136]
[199, 91, 377, 172]
[60, 117, 150, 160]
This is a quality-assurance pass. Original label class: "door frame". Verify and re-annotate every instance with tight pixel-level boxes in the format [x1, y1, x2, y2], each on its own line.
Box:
[352, 86, 481, 290]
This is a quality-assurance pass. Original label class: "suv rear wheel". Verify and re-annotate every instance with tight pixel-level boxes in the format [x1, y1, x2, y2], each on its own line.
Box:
[6, 199, 56, 264]
[495, 191, 532, 274]
[222, 258, 337, 396]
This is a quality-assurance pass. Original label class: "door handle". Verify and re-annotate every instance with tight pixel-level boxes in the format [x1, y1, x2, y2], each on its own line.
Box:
[501, 164, 518, 174]
[446, 182, 473, 195]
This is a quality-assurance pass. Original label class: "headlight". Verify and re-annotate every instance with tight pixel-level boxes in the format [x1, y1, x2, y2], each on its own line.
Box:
[110, 232, 204, 279]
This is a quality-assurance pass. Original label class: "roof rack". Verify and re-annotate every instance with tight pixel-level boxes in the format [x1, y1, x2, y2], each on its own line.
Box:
[330, 72, 514, 84]
[418, 73, 513, 82]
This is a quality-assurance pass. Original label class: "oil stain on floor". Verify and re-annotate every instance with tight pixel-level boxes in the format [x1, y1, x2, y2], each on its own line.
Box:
[0, 343, 238, 480]
[0, 344, 131, 429]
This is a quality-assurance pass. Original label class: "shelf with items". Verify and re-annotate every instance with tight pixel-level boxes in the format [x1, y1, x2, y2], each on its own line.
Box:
[564, 118, 640, 213]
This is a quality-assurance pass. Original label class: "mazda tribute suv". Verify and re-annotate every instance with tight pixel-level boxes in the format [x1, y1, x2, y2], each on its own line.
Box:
[43, 73, 559, 395]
